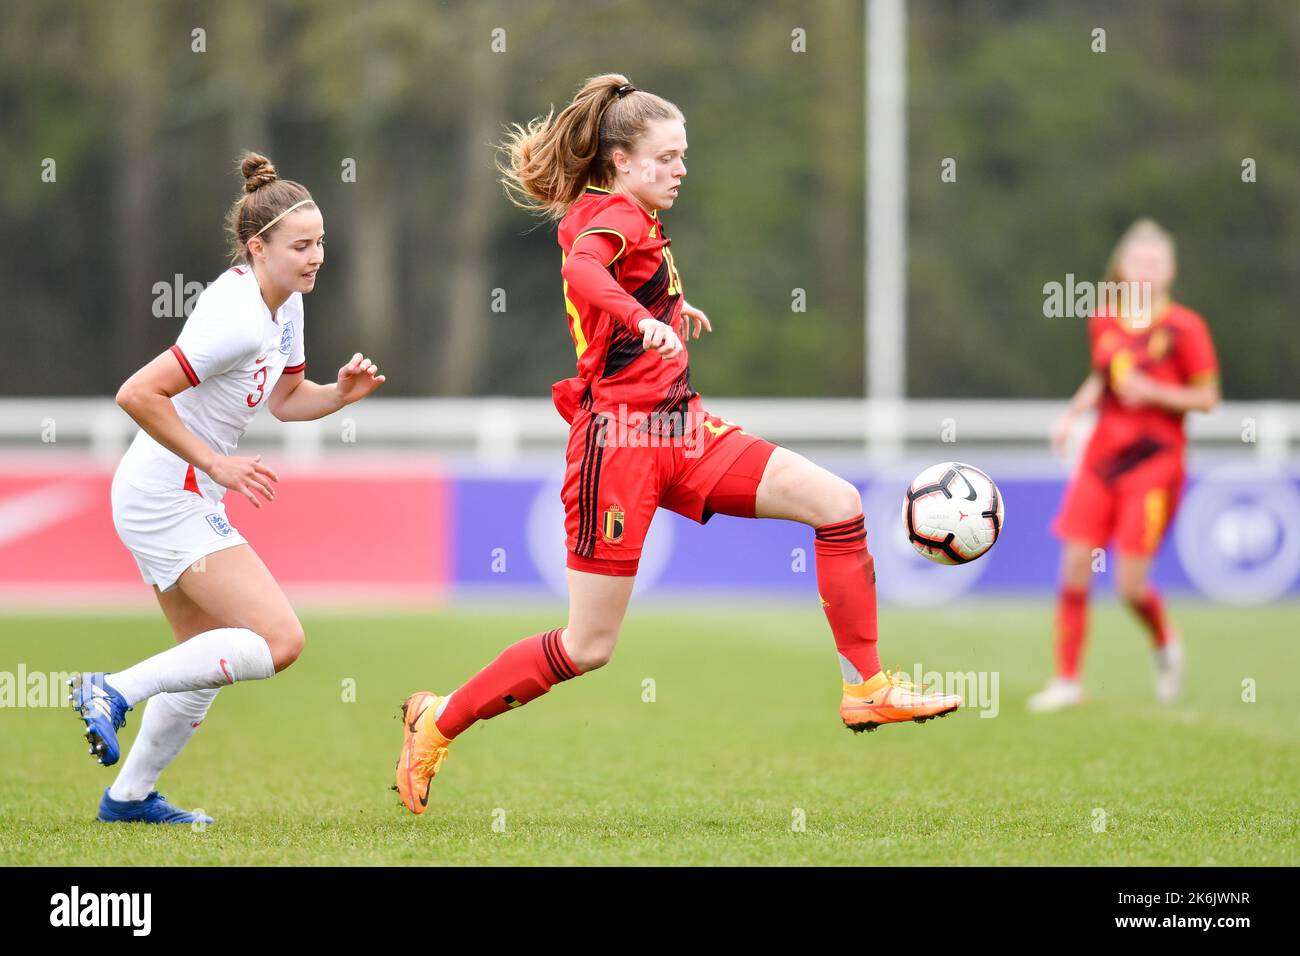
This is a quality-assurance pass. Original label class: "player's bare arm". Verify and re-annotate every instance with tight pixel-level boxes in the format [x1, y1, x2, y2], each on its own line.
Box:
[1050, 371, 1103, 455]
[1113, 369, 1220, 413]
[268, 351, 385, 422]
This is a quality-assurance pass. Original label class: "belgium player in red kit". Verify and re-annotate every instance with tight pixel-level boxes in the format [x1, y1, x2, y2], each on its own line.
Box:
[1030, 220, 1221, 713]
[394, 74, 961, 813]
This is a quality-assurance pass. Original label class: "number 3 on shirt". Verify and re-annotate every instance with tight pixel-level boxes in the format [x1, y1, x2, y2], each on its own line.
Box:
[247, 365, 269, 407]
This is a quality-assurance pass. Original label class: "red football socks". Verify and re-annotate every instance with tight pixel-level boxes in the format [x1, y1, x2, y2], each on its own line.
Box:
[1128, 587, 1171, 648]
[1055, 587, 1089, 679]
[814, 515, 881, 679]
[435, 628, 581, 739]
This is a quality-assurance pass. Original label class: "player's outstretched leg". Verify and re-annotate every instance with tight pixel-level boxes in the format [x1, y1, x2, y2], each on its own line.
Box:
[67, 545, 302, 765]
[395, 569, 632, 813]
[750, 447, 962, 731]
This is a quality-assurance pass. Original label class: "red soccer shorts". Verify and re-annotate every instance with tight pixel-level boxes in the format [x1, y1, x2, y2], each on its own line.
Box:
[1053, 451, 1185, 556]
[562, 405, 778, 576]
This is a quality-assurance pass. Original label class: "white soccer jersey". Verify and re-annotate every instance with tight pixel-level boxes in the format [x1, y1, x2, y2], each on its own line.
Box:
[116, 264, 307, 502]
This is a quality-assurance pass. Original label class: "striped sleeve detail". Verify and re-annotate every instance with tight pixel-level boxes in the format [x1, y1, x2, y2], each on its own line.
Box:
[170, 344, 200, 386]
[282, 361, 306, 375]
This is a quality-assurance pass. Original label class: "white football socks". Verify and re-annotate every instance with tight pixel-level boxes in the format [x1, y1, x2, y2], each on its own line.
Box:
[108, 627, 275, 707]
[108, 688, 218, 802]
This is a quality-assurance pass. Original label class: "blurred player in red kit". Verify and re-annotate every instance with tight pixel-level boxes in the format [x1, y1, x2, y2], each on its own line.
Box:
[1031, 219, 1220, 712]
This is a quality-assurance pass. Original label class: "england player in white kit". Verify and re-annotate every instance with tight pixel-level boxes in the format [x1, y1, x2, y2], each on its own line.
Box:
[71, 152, 386, 825]
[112, 261, 308, 583]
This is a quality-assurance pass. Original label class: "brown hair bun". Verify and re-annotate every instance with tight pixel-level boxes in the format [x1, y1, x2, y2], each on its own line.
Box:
[241, 152, 278, 193]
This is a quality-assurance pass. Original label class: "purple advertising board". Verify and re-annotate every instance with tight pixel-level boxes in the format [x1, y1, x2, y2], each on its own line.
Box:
[452, 465, 1300, 605]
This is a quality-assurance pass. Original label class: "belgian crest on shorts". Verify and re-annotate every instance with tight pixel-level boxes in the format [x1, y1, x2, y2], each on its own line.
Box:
[602, 504, 625, 542]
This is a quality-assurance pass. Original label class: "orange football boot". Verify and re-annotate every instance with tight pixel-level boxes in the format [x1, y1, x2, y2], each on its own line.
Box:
[394, 691, 451, 814]
[840, 669, 962, 733]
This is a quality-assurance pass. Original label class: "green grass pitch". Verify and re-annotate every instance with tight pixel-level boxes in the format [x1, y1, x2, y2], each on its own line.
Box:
[1, 602, 1296, 866]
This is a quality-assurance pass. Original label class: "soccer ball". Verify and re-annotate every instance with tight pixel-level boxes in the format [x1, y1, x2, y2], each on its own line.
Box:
[901, 462, 1005, 565]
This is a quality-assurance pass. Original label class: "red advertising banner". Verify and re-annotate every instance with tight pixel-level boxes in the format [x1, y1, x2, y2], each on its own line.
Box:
[0, 458, 450, 606]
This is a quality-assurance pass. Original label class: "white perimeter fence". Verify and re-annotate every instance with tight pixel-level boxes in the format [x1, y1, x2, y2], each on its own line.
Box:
[0, 398, 1295, 472]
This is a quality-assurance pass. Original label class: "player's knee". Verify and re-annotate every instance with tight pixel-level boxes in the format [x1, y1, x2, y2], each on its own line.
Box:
[838, 480, 864, 520]
[575, 646, 615, 671]
[1116, 574, 1147, 604]
[1062, 562, 1092, 591]
[816, 477, 862, 526]
[266, 620, 306, 672]
[1061, 546, 1095, 590]
[1064, 574, 1093, 595]
[565, 627, 618, 672]
[572, 641, 616, 672]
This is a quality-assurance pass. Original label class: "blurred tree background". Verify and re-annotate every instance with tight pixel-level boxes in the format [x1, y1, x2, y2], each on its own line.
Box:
[910, 0, 1300, 399]
[1, 0, 1295, 400]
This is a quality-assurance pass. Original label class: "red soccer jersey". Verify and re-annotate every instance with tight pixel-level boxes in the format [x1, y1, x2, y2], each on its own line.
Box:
[1083, 301, 1219, 479]
[551, 186, 697, 430]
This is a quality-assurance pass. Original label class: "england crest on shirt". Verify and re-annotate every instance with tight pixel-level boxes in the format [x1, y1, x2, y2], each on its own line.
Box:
[279, 321, 294, 355]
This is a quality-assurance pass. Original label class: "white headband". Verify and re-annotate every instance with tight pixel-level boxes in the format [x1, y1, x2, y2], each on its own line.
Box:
[252, 198, 316, 239]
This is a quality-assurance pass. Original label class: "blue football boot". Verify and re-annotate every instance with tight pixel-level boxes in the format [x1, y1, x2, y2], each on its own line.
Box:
[97, 788, 214, 825]
[68, 672, 131, 766]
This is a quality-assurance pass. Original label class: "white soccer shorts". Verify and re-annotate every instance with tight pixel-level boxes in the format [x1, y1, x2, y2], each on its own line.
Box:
[111, 472, 248, 591]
